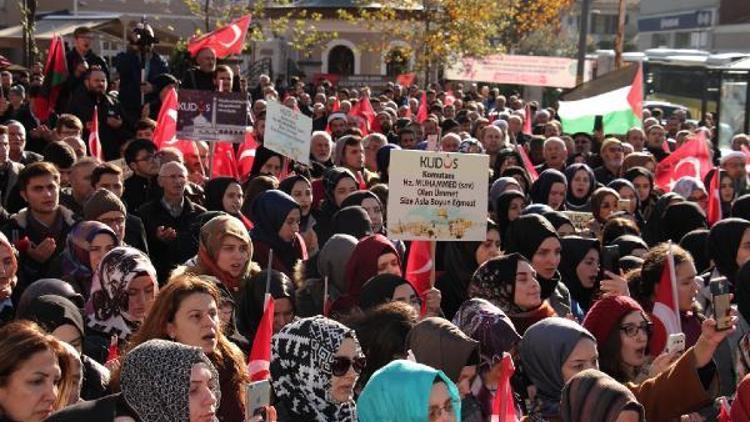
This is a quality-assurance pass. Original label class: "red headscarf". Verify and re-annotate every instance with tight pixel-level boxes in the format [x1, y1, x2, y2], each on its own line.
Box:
[345, 234, 400, 299]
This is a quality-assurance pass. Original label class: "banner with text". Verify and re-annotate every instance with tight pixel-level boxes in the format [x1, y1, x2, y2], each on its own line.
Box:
[264, 100, 313, 165]
[445, 54, 582, 88]
[387, 150, 488, 241]
[176, 89, 248, 143]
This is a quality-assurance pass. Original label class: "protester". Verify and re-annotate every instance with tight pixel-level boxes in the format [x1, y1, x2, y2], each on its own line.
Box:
[55, 220, 119, 298]
[560, 369, 645, 422]
[236, 269, 296, 341]
[249, 189, 307, 278]
[204, 176, 251, 229]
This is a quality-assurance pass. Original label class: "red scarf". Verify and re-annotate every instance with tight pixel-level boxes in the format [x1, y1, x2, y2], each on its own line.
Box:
[198, 246, 242, 293]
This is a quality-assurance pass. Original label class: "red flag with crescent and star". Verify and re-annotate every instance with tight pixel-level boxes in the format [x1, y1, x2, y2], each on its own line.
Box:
[188, 15, 252, 58]
[654, 130, 712, 191]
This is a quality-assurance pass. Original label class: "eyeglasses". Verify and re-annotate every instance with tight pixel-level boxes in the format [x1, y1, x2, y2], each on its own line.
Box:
[331, 355, 366, 377]
[429, 401, 455, 421]
[619, 322, 652, 337]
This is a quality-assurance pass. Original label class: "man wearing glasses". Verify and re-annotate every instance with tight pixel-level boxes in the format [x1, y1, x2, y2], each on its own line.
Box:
[122, 138, 160, 213]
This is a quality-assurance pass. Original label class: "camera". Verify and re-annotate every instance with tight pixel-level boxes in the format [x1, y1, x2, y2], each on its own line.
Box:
[131, 22, 158, 47]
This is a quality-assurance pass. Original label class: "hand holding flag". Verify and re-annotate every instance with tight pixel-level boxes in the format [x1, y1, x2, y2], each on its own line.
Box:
[187, 15, 252, 58]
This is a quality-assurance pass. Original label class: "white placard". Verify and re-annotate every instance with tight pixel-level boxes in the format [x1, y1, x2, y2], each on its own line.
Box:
[264, 100, 313, 165]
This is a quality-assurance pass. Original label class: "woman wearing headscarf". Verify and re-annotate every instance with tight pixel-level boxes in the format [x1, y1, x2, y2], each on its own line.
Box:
[679, 229, 711, 274]
[733, 194, 750, 219]
[436, 220, 501, 320]
[609, 234, 649, 258]
[375, 144, 400, 184]
[608, 178, 645, 228]
[357, 274, 421, 313]
[642, 192, 683, 246]
[181, 214, 261, 297]
[672, 176, 709, 212]
[452, 298, 521, 419]
[560, 369, 645, 422]
[16, 278, 84, 316]
[469, 253, 556, 335]
[357, 360, 461, 422]
[492, 148, 523, 181]
[18, 294, 110, 401]
[489, 177, 522, 214]
[241, 175, 278, 219]
[459, 137, 485, 154]
[542, 211, 575, 237]
[564, 163, 596, 212]
[248, 146, 284, 181]
[55, 221, 119, 300]
[406, 316, 482, 421]
[279, 175, 318, 254]
[85, 246, 158, 343]
[345, 234, 402, 300]
[332, 206, 373, 240]
[661, 201, 708, 243]
[529, 169, 567, 211]
[314, 167, 358, 246]
[504, 214, 571, 317]
[296, 234, 358, 318]
[494, 190, 526, 242]
[271, 316, 363, 421]
[204, 176, 252, 229]
[590, 187, 620, 227]
[704, 168, 735, 218]
[48, 339, 221, 421]
[623, 166, 658, 222]
[340, 190, 386, 236]
[559, 236, 600, 315]
[250, 189, 308, 278]
[236, 269, 296, 342]
[520, 317, 598, 420]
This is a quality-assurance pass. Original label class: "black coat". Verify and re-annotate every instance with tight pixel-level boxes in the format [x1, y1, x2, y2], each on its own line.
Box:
[66, 88, 132, 161]
[136, 197, 206, 283]
[45, 393, 135, 422]
[122, 173, 162, 214]
[125, 213, 149, 255]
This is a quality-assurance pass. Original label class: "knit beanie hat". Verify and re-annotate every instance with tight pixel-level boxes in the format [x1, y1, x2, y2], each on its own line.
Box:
[582, 295, 644, 347]
[84, 188, 127, 220]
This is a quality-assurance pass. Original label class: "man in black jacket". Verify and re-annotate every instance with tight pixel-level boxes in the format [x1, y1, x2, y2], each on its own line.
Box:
[66, 68, 131, 160]
[136, 161, 205, 283]
[122, 139, 161, 213]
[65, 27, 109, 102]
[181, 47, 216, 91]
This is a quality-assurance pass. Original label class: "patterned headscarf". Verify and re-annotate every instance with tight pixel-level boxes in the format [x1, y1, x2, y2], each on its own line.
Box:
[86, 246, 157, 339]
[271, 316, 359, 422]
[561, 369, 644, 422]
[469, 253, 527, 315]
[61, 221, 119, 284]
[452, 298, 521, 371]
[121, 339, 220, 422]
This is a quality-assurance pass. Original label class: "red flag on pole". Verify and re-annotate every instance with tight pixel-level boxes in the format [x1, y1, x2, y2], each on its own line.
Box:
[491, 353, 518, 422]
[654, 131, 712, 190]
[32, 34, 68, 123]
[210, 142, 240, 178]
[707, 168, 722, 226]
[405, 240, 433, 296]
[348, 96, 377, 135]
[187, 15, 252, 58]
[516, 145, 539, 182]
[416, 92, 429, 123]
[523, 104, 532, 136]
[88, 105, 103, 160]
[395, 73, 416, 87]
[237, 132, 259, 181]
[153, 87, 178, 149]
[248, 294, 274, 381]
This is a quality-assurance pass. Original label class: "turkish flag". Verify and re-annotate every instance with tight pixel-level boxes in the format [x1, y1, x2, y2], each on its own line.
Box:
[88, 105, 103, 160]
[153, 87, 178, 149]
[348, 96, 377, 135]
[654, 131, 712, 190]
[650, 246, 681, 356]
[707, 168, 722, 226]
[490, 353, 518, 422]
[405, 241, 433, 295]
[211, 142, 240, 179]
[415, 92, 428, 123]
[516, 145, 538, 182]
[237, 132, 259, 181]
[247, 294, 274, 381]
[188, 15, 252, 58]
[395, 73, 416, 87]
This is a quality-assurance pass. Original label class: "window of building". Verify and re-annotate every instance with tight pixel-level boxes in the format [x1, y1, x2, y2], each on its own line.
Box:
[385, 48, 409, 77]
[327, 45, 354, 76]
[652, 33, 670, 48]
[675, 32, 691, 48]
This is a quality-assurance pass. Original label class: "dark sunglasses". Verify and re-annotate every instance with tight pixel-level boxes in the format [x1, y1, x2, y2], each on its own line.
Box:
[331, 356, 366, 377]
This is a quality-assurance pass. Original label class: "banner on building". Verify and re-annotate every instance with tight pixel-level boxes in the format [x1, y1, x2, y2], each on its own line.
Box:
[387, 150, 488, 241]
[445, 54, 588, 88]
[176, 89, 249, 143]
[264, 100, 313, 165]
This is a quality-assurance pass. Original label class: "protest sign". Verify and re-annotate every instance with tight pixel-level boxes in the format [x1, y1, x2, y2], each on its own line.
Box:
[445, 54, 592, 88]
[176, 89, 248, 142]
[264, 100, 313, 165]
[387, 150, 488, 241]
[563, 211, 595, 234]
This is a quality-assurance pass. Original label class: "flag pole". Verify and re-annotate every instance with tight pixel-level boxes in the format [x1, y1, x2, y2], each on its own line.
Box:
[667, 240, 682, 334]
[264, 249, 273, 312]
[323, 276, 329, 316]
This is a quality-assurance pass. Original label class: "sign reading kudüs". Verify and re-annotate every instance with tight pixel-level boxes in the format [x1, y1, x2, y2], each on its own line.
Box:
[387, 150, 488, 241]
[176, 89, 249, 143]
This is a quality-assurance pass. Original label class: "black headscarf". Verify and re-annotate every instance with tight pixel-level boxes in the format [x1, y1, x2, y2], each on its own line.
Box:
[708, 218, 750, 286]
[543, 211, 574, 232]
[332, 206, 373, 239]
[504, 214, 560, 298]
[204, 177, 240, 212]
[662, 202, 707, 243]
[236, 269, 296, 340]
[376, 144, 400, 183]
[679, 229, 711, 274]
[559, 236, 600, 313]
[249, 146, 284, 180]
[278, 174, 313, 229]
[501, 166, 533, 194]
[493, 148, 524, 180]
[17, 278, 85, 315]
[340, 190, 381, 210]
[642, 192, 683, 246]
[249, 190, 302, 271]
[358, 274, 415, 311]
[17, 295, 84, 337]
[494, 190, 525, 241]
[609, 234, 648, 256]
[736, 260, 750, 324]
[704, 168, 734, 217]
[733, 194, 750, 220]
[564, 163, 596, 208]
[530, 169, 567, 209]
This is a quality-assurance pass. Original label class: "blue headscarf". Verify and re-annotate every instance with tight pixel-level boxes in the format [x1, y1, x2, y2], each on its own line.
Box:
[250, 189, 300, 254]
[357, 360, 461, 422]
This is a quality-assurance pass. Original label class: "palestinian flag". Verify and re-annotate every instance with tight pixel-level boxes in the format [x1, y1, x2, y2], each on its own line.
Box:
[558, 64, 642, 135]
[32, 35, 68, 123]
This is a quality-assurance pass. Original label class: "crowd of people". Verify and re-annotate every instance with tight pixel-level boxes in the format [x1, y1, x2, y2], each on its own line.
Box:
[3, 23, 750, 422]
